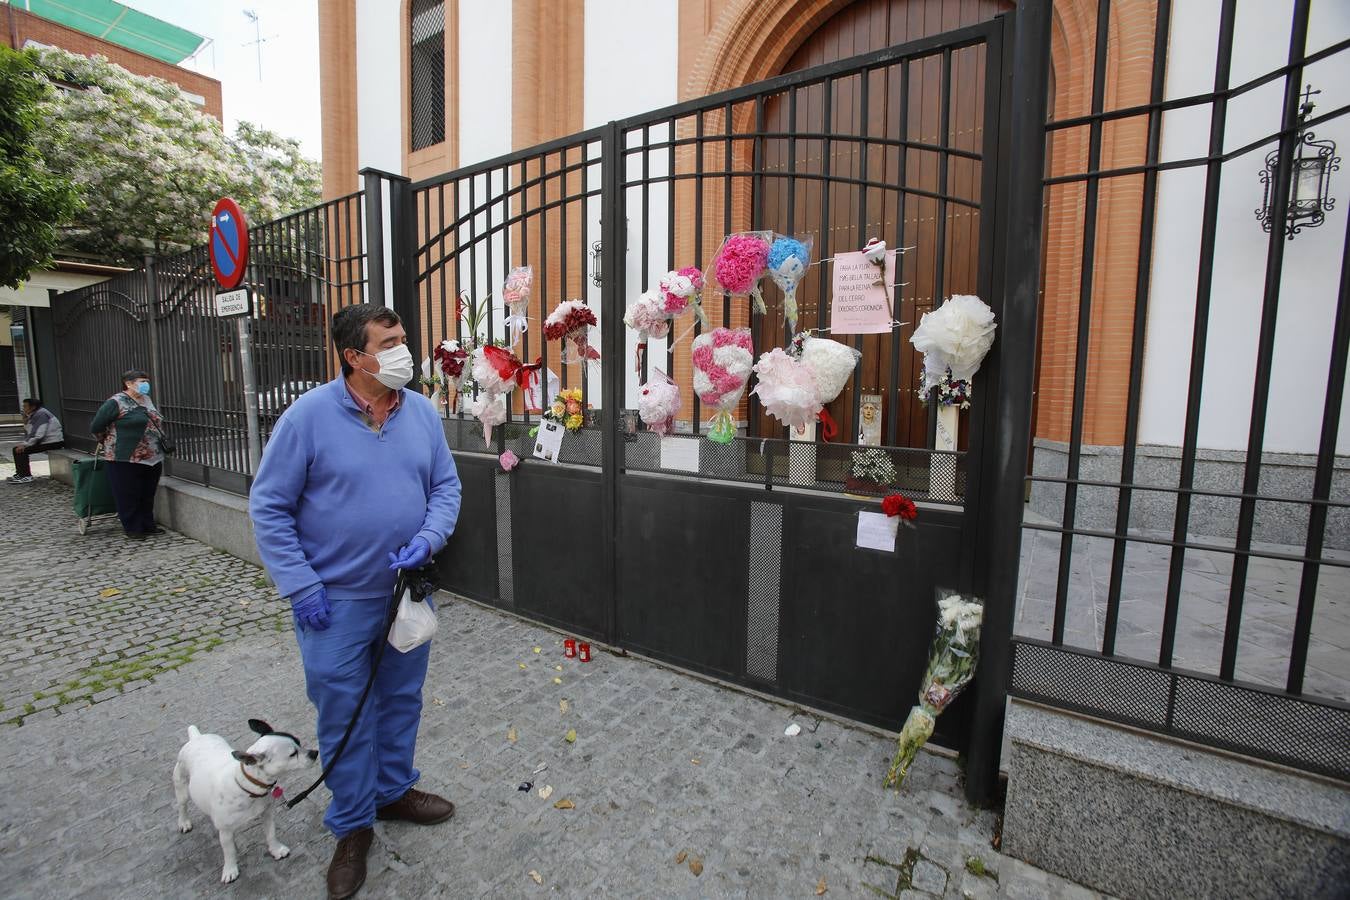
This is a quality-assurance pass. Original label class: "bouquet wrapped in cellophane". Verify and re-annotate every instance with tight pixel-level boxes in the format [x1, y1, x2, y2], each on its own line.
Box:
[883, 589, 984, 790]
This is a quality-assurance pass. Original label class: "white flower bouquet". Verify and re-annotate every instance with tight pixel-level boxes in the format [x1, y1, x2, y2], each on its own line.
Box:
[848, 447, 897, 491]
[909, 294, 996, 396]
[883, 590, 985, 790]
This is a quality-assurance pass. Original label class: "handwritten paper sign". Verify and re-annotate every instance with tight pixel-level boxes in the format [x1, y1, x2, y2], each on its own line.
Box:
[856, 511, 900, 552]
[830, 249, 896, 334]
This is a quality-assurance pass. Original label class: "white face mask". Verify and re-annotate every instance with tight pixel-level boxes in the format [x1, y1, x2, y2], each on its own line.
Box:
[356, 344, 415, 390]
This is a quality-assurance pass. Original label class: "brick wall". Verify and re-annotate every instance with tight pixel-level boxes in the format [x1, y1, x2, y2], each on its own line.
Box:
[1037, 0, 1158, 445]
[1, 4, 223, 121]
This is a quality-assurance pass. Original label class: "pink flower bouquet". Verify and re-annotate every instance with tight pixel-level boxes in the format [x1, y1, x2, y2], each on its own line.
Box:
[502, 265, 533, 346]
[711, 232, 772, 315]
[659, 266, 707, 328]
[751, 347, 820, 431]
[637, 367, 681, 436]
[468, 392, 507, 448]
[692, 327, 754, 443]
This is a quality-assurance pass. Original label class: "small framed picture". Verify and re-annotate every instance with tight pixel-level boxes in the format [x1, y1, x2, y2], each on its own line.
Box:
[620, 409, 639, 441]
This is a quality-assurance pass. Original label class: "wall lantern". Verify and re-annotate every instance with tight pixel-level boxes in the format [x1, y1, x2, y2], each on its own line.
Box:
[1257, 85, 1340, 239]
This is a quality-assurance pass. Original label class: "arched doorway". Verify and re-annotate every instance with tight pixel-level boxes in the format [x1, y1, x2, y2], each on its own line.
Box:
[756, 0, 1012, 449]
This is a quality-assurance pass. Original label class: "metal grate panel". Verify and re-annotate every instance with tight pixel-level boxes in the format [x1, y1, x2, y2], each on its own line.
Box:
[1011, 639, 1171, 726]
[1011, 640, 1350, 781]
[746, 501, 784, 683]
[409, 0, 445, 151]
[494, 470, 513, 605]
[1171, 678, 1350, 782]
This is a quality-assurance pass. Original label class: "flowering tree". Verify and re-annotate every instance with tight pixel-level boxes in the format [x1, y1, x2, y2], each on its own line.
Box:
[30, 47, 320, 265]
[0, 46, 81, 288]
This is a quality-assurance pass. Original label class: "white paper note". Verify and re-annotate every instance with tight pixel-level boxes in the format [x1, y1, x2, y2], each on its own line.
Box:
[532, 420, 565, 464]
[856, 511, 899, 552]
[660, 436, 700, 473]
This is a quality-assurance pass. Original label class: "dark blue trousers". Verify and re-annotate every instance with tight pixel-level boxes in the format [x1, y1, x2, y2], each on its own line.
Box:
[105, 460, 161, 534]
[295, 596, 431, 837]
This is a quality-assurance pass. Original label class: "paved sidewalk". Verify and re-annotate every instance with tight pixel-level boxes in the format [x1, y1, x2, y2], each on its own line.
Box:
[0, 476, 1114, 899]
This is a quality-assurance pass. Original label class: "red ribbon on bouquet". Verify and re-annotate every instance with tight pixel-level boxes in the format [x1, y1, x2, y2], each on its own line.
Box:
[817, 408, 838, 441]
[482, 345, 543, 392]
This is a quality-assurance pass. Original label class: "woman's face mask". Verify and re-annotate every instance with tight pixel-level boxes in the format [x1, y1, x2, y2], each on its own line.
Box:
[132, 380, 151, 396]
[355, 344, 415, 390]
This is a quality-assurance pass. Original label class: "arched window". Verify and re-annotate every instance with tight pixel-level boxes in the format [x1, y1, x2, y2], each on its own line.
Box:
[410, 0, 445, 151]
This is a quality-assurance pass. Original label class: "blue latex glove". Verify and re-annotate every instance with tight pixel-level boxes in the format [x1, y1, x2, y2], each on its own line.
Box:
[291, 585, 332, 632]
[388, 536, 432, 571]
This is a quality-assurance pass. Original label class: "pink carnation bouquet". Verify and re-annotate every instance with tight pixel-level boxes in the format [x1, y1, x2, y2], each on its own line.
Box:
[545, 299, 600, 365]
[751, 348, 820, 431]
[624, 288, 670, 372]
[637, 368, 681, 436]
[659, 266, 707, 328]
[502, 265, 533, 346]
[692, 327, 754, 443]
[711, 232, 772, 315]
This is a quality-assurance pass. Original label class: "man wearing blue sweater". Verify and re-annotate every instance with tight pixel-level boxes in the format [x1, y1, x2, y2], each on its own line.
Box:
[249, 304, 461, 900]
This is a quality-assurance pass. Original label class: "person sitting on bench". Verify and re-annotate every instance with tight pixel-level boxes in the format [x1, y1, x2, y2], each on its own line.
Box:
[8, 398, 65, 484]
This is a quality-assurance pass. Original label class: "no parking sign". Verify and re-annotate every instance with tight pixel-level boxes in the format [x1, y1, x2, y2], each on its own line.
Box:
[209, 197, 249, 291]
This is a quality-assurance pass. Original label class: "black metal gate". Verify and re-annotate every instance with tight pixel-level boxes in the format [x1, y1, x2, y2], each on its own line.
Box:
[419, 18, 1022, 800]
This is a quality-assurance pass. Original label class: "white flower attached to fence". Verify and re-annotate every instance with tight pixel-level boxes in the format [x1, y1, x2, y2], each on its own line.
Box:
[909, 294, 997, 393]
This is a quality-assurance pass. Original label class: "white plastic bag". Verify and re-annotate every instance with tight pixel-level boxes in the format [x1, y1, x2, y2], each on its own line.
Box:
[388, 588, 438, 653]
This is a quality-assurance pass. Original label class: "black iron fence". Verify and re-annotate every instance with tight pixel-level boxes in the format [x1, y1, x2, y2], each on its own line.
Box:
[42, 0, 1348, 790]
[412, 19, 1018, 804]
[1008, 0, 1350, 781]
[52, 184, 374, 493]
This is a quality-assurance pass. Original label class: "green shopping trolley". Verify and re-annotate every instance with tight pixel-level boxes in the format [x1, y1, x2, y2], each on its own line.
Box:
[72, 456, 118, 535]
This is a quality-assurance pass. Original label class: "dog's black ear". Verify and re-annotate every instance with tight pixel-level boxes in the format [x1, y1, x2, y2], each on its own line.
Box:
[248, 719, 273, 736]
[232, 750, 260, 766]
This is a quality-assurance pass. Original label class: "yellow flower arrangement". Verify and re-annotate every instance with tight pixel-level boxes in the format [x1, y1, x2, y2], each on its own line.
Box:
[542, 388, 589, 432]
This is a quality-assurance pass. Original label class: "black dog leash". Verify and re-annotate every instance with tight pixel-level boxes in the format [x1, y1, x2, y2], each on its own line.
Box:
[287, 567, 435, 809]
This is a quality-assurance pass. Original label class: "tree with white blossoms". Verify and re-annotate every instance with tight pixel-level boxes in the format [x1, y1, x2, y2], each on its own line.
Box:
[29, 47, 320, 265]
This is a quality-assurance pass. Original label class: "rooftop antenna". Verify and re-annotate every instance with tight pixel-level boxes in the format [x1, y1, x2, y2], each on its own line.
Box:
[242, 10, 275, 81]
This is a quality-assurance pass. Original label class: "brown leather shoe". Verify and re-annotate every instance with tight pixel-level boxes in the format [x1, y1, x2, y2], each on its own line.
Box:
[375, 788, 455, 825]
[327, 827, 373, 900]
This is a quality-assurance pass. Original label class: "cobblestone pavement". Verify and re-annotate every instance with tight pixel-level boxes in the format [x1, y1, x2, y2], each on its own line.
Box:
[0, 477, 1113, 899]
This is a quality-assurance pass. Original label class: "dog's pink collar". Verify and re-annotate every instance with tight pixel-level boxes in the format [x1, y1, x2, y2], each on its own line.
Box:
[236, 761, 276, 799]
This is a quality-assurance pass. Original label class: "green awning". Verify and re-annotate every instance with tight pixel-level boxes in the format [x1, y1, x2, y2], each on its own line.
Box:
[12, 0, 206, 64]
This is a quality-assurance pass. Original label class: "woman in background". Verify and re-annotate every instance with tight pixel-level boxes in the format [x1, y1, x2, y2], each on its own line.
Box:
[90, 369, 167, 540]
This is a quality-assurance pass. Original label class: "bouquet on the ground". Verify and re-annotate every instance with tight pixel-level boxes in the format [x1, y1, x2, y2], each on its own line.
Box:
[884, 590, 984, 790]
[910, 294, 996, 397]
[638, 368, 681, 436]
[541, 387, 588, 433]
[660, 266, 707, 328]
[692, 327, 754, 444]
[767, 234, 813, 330]
[502, 265, 533, 347]
[545, 299, 600, 365]
[711, 232, 772, 315]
